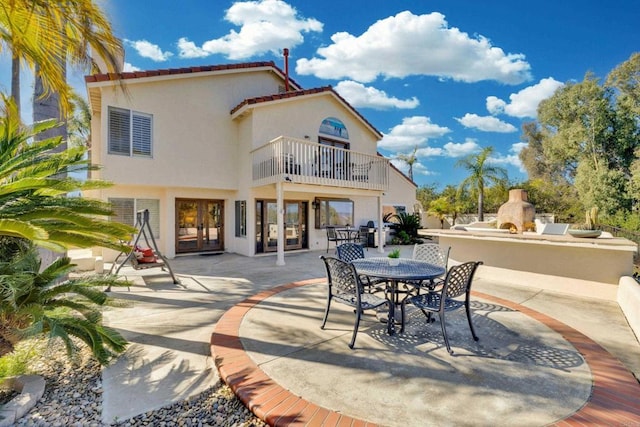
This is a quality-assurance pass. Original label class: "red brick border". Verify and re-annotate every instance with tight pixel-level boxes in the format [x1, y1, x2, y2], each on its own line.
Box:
[211, 280, 640, 426]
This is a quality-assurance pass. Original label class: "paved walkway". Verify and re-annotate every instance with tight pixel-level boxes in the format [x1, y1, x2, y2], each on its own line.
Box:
[102, 248, 640, 426]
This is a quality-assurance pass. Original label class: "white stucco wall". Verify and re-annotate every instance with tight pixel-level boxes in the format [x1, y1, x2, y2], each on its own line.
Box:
[87, 66, 418, 259]
[92, 70, 283, 189]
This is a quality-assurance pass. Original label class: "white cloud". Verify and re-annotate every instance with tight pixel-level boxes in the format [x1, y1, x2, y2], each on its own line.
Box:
[176, 38, 209, 59]
[486, 96, 506, 115]
[413, 138, 480, 158]
[411, 162, 437, 176]
[510, 142, 528, 154]
[178, 0, 322, 60]
[390, 159, 436, 177]
[125, 39, 173, 62]
[488, 143, 526, 171]
[416, 146, 444, 157]
[442, 139, 481, 157]
[455, 113, 517, 133]
[123, 62, 141, 72]
[296, 11, 531, 84]
[334, 80, 419, 110]
[378, 116, 451, 150]
[487, 77, 564, 118]
[122, 62, 142, 72]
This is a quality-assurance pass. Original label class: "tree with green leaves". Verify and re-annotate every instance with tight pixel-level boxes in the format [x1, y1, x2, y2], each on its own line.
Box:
[0, 98, 133, 251]
[428, 197, 452, 229]
[456, 146, 508, 221]
[0, 242, 129, 363]
[396, 146, 418, 181]
[515, 178, 582, 222]
[530, 54, 640, 215]
[416, 183, 439, 212]
[0, 97, 134, 363]
[1, 0, 124, 115]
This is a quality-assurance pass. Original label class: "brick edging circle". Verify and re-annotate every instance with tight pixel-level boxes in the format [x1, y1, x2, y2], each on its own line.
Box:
[211, 280, 640, 426]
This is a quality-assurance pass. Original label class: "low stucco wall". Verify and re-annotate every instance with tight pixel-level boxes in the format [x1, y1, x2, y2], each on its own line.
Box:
[618, 276, 640, 341]
[422, 229, 637, 300]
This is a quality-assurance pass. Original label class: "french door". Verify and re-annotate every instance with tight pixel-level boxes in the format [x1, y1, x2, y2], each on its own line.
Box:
[176, 199, 224, 253]
[258, 200, 307, 253]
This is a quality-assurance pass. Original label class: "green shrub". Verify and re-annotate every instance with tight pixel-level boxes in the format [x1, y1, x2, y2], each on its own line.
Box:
[0, 340, 40, 380]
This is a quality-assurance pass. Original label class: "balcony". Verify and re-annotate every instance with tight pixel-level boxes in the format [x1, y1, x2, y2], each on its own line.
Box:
[251, 136, 389, 190]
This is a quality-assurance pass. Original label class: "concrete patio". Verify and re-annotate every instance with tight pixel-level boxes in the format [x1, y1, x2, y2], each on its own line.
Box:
[100, 247, 640, 426]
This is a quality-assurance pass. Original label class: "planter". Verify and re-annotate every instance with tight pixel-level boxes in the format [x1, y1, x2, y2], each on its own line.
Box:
[388, 258, 400, 266]
[568, 229, 602, 238]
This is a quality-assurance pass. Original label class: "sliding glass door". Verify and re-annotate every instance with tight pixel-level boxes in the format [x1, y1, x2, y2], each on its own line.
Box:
[257, 200, 307, 253]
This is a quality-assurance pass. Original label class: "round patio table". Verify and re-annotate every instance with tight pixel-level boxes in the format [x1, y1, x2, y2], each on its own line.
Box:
[351, 257, 446, 334]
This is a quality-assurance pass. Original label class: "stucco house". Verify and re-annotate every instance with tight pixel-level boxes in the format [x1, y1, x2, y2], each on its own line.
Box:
[84, 60, 418, 264]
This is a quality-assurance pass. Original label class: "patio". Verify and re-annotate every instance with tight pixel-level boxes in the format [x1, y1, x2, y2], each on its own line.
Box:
[100, 247, 640, 426]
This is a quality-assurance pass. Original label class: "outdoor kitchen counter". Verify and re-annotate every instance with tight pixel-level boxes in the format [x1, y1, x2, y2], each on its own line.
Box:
[420, 228, 638, 299]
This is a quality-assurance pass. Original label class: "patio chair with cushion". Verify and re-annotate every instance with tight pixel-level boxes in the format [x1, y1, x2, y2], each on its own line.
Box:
[336, 243, 387, 294]
[320, 256, 390, 349]
[401, 261, 483, 354]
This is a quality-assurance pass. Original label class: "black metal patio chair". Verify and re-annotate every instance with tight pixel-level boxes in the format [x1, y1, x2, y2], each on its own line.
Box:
[325, 226, 350, 253]
[357, 225, 370, 250]
[401, 261, 483, 354]
[320, 256, 390, 349]
[405, 243, 450, 294]
[336, 243, 387, 294]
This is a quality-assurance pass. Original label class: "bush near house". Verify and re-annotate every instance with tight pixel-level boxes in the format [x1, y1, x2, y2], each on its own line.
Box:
[387, 212, 423, 245]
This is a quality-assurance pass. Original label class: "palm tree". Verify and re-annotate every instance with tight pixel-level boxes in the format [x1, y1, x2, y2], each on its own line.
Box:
[0, 97, 133, 362]
[456, 146, 508, 222]
[0, 97, 133, 253]
[396, 146, 419, 181]
[0, 241, 129, 363]
[1, 0, 124, 115]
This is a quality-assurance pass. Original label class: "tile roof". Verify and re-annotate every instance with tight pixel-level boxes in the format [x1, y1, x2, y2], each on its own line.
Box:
[230, 85, 383, 138]
[84, 61, 301, 89]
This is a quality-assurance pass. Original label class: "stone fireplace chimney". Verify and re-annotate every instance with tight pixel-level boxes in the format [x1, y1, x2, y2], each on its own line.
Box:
[497, 189, 535, 233]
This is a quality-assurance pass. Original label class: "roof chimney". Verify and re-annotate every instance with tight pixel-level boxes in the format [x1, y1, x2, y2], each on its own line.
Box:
[283, 48, 290, 92]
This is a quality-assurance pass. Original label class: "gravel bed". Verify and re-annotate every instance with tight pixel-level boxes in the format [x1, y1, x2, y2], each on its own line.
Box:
[9, 340, 266, 427]
[0, 388, 19, 405]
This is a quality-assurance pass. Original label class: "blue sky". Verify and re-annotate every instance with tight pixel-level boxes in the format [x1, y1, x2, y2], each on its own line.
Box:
[2, 0, 638, 189]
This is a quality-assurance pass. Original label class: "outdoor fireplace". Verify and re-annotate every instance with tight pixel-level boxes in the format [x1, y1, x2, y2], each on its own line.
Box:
[497, 189, 535, 233]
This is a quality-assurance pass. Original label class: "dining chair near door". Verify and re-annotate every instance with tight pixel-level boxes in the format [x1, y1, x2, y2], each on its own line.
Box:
[326, 226, 349, 253]
[401, 261, 483, 354]
[357, 225, 370, 250]
[320, 256, 390, 349]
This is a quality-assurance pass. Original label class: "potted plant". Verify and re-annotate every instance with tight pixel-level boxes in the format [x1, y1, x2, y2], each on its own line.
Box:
[568, 207, 602, 238]
[388, 248, 401, 266]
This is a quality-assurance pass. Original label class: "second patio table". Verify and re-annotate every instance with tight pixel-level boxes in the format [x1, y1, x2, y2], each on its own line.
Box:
[351, 257, 446, 335]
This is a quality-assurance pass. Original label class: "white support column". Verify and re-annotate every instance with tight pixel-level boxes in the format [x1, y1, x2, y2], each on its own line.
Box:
[377, 195, 385, 254]
[276, 181, 285, 266]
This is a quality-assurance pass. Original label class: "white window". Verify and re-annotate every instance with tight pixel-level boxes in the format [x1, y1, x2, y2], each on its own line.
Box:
[109, 198, 160, 238]
[108, 107, 153, 157]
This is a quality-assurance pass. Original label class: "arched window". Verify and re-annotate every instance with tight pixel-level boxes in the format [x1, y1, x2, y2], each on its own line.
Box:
[319, 117, 349, 139]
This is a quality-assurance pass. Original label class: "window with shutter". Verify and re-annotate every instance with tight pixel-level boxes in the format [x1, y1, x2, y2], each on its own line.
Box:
[109, 198, 160, 239]
[108, 107, 131, 155]
[109, 198, 135, 226]
[108, 107, 153, 157]
[137, 199, 160, 237]
[132, 112, 152, 156]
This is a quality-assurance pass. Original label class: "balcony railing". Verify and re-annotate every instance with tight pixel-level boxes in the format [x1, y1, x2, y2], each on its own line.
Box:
[251, 136, 389, 190]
